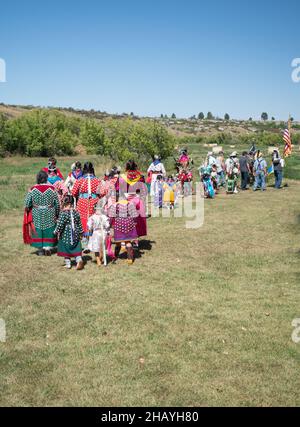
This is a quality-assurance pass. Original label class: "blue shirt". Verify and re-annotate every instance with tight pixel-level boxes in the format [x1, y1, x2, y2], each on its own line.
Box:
[254, 158, 267, 172]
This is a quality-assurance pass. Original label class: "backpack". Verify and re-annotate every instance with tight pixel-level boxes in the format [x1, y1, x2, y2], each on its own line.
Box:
[256, 159, 263, 172]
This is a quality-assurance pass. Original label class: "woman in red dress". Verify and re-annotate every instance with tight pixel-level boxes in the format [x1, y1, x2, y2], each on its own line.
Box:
[72, 162, 106, 247]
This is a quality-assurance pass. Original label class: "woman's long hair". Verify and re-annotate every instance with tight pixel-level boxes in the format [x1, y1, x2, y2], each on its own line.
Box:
[83, 162, 95, 176]
[125, 160, 137, 171]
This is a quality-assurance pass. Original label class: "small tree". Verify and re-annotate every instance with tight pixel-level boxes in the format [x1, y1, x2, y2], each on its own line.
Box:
[271, 117, 275, 121]
[207, 112, 214, 120]
[198, 112, 205, 120]
[171, 113, 176, 119]
[160, 114, 164, 119]
[261, 112, 268, 121]
[249, 117, 253, 121]
[224, 113, 230, 121]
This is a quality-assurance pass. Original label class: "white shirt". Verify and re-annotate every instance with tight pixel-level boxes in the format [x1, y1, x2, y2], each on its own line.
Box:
[148, 162, 166, 176]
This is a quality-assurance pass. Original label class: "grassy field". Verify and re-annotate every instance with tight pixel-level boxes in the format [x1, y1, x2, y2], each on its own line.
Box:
[0, 150, 300, 406]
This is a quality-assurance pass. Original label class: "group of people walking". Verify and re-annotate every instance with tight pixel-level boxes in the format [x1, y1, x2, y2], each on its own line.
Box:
[23, 147, 285, 269]
[146, 150, 194, 209]
[23, 158, 148, 269]
[199, 147, 285, 197]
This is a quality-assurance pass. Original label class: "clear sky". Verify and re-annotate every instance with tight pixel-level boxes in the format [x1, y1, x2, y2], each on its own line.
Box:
[0, 0, 299, 119]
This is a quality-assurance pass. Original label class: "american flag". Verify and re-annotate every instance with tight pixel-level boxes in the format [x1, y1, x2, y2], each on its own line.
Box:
[283, 128, 292, 157]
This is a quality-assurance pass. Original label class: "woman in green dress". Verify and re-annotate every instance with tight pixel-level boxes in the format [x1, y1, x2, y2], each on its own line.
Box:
[24, 170, 60, 256]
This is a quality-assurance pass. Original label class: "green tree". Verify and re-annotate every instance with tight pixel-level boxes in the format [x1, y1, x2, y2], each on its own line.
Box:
[171, 113, 176, 119]
[5, 110, 76, 156]
[80, 119, 106, 155]
[261, 112, 268, 121]
[0, 113, 8, 157]
[198, 112, 204, 120]
[207, 112, 214, 120]
[224, 113, 230, 121]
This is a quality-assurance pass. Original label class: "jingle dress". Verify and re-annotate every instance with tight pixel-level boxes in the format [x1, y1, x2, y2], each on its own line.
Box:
[55, 209, 83, 258]
[72, 174, 106, 237]
[24, 183, 60, 250]
[108, 200, 138, 243]
[118, 171, 148, 238]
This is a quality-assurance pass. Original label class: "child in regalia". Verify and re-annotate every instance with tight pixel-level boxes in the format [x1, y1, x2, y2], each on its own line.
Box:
[163, 176, 177, 209]
[55, 195, 84, 270]
[87, 200, 110, 267]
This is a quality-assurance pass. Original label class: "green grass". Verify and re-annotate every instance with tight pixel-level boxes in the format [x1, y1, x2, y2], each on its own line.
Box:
[0, 153, 300, 406]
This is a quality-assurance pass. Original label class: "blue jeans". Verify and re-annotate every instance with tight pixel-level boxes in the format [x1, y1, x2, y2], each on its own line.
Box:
[274, 170, 283, 189]
[253, 172, 266, 191]
[218, 171, 226, 187]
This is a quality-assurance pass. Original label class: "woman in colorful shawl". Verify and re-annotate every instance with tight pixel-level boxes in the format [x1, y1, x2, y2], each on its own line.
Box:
[24, 170, 60, 256]
[118, 160, 148, 239]
[72, 162, 106, 247]
[108, 196, 138, 265]
[147, 155, 166, 197]
[42, 157, 64, 180]
[65, 161, 83, 193]
[47, 164, 63, 186]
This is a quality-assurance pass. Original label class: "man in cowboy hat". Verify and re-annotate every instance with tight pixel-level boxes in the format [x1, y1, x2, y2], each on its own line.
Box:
[253, 152, 267, 191]
[225, 152, 240, 194]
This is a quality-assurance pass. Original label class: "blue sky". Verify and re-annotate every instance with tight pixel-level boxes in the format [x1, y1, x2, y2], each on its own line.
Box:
[0, 0, 299, 119]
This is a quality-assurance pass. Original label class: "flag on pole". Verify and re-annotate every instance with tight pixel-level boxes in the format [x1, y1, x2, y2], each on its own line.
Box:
[267, 164, 274, 175]
[283, 129, 292, 157]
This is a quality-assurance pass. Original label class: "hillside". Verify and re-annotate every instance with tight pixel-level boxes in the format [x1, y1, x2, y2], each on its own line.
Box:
[1, 103, 299, 140]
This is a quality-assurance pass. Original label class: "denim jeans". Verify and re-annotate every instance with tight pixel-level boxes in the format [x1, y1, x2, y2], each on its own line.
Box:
[241, 171, 249, 189]
[274, 170, 283, 189]
[253, 172, 266, 191]
[217, 171, 226, 187]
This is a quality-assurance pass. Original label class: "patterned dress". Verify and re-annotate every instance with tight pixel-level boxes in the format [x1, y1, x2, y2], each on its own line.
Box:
[72, 174, 106, 236]
[55, 209, 83, 257]
[118, 171, 148, 237]
[24, 184, 60, 249]
[108, 200, 138, 243]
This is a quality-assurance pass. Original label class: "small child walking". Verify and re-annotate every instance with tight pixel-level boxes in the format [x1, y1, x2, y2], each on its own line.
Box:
[87, 200, 110, 267]
[55, 195, 84, 270]
[163, 176, 177, 209]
